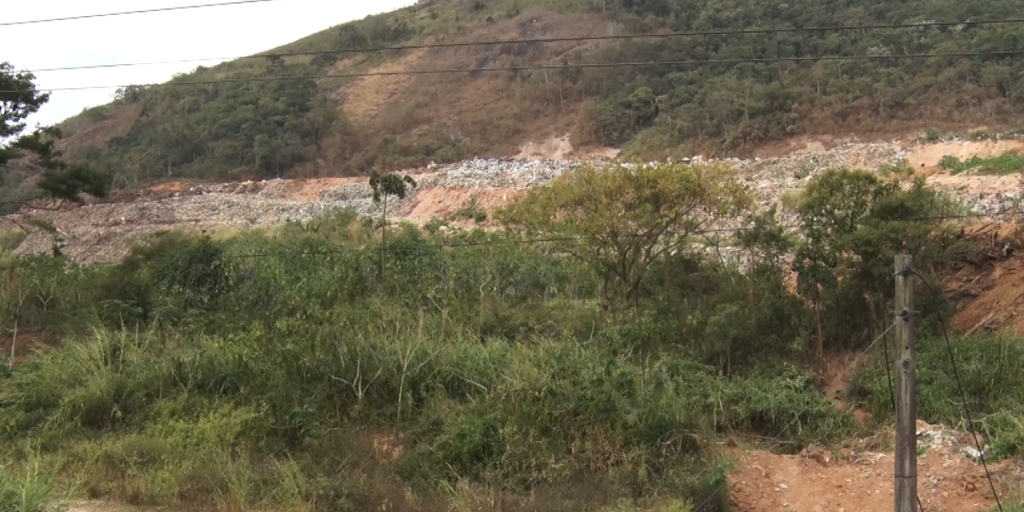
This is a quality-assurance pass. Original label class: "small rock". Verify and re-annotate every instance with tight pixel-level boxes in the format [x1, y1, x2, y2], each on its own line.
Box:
[963, 447, 985, 462]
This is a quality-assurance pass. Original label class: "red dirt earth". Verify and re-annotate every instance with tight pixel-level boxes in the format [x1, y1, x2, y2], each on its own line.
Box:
[947, 221, 1024, 336]
[728, 439, 1011, 512]
[729, 349, 1015, 512]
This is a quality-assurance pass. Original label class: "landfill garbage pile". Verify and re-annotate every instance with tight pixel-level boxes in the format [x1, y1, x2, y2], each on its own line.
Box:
[7, 142, 1022, 264]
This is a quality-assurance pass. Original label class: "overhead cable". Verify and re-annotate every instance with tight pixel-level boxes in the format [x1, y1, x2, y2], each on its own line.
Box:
[24, 17, 1024, 74]
[9, 50, 1024, 94]
[0, 0, 282, 27]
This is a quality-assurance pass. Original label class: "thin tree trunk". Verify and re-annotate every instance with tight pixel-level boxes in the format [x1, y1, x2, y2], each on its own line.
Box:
[814, 292, 824, 358]
[600, 277, 611, 316]
[10, 318, 17, 367]
[381, 195, 387, 279]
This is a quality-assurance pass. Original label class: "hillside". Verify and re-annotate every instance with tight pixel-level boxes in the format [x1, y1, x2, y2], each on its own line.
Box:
[49, 0, 1024, 186]
[11, 137, 1023, 264]
[4, 144, 1024, 511]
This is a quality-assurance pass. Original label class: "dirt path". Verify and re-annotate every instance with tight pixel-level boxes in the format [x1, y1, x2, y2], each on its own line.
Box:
[730, 352, 1017, 512]
[728, 427, 1013, 512]
[68, 502, 157, 512]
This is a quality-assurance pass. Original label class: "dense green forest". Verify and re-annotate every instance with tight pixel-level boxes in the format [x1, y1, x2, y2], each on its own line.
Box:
[0, 164, 1022, 511]
[48, 0, 1024, 185]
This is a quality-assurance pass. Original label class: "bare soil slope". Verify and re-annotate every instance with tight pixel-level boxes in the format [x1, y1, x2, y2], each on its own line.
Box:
[729, 428, 1012, 512]
[948, 221, 1024, 335]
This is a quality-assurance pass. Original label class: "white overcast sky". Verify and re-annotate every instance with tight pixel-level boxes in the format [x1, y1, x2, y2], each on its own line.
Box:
[4, 0, 416, 128]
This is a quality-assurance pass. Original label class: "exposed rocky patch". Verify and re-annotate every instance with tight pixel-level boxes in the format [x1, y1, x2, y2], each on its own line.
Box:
[8, 141, 1023, 264]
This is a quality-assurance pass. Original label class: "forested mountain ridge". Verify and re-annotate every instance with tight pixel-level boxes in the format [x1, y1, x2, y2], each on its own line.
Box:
[49, 0, 1024, 185]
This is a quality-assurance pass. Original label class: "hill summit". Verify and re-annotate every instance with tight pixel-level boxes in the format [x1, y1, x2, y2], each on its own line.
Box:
[52, 0, 1024, 184]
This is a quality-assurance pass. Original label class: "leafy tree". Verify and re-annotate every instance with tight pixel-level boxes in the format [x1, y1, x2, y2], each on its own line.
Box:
[7, 126, 61, 168]
[793, 169, 949, 354]
[0, 65, 109, 207]
[0, 70, 54, 208]
[369, 171, 417, 276]
[639, 207, 808, 375]
[500, 162, 749, 310]
[736, 206, 794, 273]
[0, 64, 49, 142]
[156, 235, 228, 312]
[36, 163, 110, 203]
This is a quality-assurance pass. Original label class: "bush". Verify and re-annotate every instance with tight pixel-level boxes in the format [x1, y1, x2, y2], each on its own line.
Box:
[851, 333, 1024, 459]
[0, 230, 26, 254]
[36, 164, 110, 202]
[0, 311, 857, 510]
[639, 255, 809, 375]
[0, 255, 95, 334]
[0, 464, 64, 512]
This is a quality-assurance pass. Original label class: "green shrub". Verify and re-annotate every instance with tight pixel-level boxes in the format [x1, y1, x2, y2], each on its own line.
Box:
[720, 369, 857, 448]
[851, 333, 1024, 459]
[3, 317, 855, 510]
[640, 255, 809, 374]
[793, 169, 953, 352]
[0, 464, 64, 512]
[454, 197, 488, 224]
[0, 230, 26, 253]
[939, 152, 1024, 175]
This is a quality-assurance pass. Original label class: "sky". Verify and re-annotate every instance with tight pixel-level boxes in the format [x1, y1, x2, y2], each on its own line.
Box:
[4, 0, 417, 128]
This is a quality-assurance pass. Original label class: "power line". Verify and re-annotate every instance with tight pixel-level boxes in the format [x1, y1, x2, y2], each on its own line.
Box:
[0, 0, 282, 27]
[32, 57, 237, 74]
[11, 50, 1024, 94]
[832, 319, 899, 394]
[25, 17, 1024, 74]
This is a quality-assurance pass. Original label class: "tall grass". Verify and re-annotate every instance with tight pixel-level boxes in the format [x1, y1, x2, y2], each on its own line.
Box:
[0, 463, 65, 512]
[0, 320, 853, 510]
[851, 333, 1024, 459]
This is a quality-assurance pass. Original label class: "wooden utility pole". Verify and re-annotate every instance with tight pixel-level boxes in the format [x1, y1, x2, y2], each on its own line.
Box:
[894, 254, 918, 512]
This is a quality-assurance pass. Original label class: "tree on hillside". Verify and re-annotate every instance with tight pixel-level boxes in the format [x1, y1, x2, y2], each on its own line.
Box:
[36, 163, 110, 203]
[793, 168, 950, 355]
[0, 63, 110, 208]
[499, 162, 749, 311]
[0, 63, 50, 166]
[369, 171, 417, 277]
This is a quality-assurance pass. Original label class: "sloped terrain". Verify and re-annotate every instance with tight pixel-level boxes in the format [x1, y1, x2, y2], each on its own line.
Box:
[947, 221, 1024, 335]
[5, 137, 1024, 512]
[11, 137, 1024, 265]
[60, 436, 1017, 512]
[39, 0, 1024, 189]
